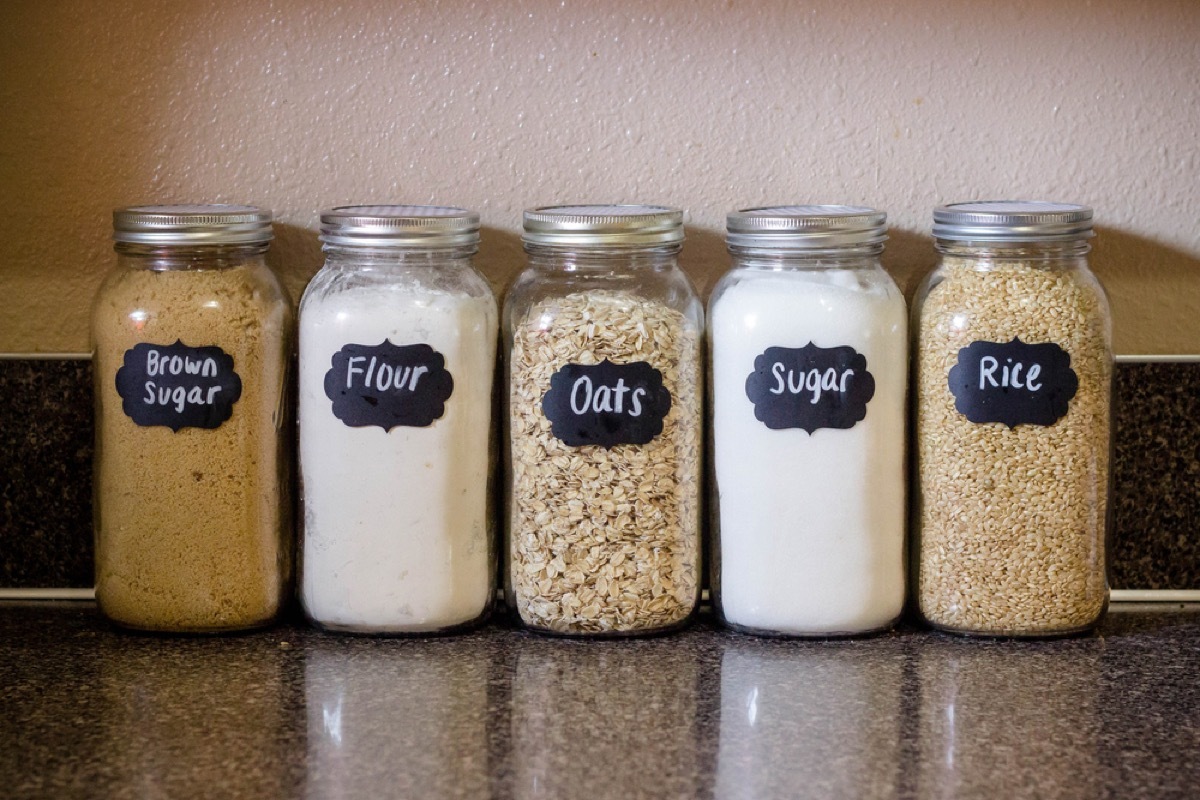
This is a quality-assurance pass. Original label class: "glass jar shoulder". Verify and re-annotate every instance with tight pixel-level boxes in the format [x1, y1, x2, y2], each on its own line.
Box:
[96, 256, 289, 304]
[918, 250, 1105, 299]
[713, 258, 901, 299]
[709, 262, 905, 330]
[93, 259, 290, 348]
[504, 261, 702, 338]
[301, 258, 496, 315]
[915, 256, 1111, 349]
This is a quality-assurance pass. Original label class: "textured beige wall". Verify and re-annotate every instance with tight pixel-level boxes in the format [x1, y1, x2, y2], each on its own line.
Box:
[1, 0, 1197, 354]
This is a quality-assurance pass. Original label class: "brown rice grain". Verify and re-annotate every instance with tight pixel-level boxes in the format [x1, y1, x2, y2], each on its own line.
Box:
[915, 256, 1110, 635]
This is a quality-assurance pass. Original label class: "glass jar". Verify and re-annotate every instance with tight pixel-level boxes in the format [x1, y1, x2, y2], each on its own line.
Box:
[913, 201, 1112, 637]
[92, 204, 293, 633]
[298, 205, 498, 634]
[504, 205, 704, 636]
[709, 206, 908, 636]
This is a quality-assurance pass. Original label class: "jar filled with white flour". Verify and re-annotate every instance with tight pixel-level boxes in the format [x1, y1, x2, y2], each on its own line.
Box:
[299, 206, 498, 634]
[709, 206, 908, 636]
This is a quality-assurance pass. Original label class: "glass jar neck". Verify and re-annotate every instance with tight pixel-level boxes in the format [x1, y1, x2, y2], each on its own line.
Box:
[113, 242, 268, 271]
[523, 243, 681, 272]
[322, 243, 477, 269]
[935, 238, 1092, 268]
[729, 246, 884, 271]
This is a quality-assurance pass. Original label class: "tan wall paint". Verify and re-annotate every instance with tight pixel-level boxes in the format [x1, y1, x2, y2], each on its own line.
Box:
[1, 0, 1197, 354]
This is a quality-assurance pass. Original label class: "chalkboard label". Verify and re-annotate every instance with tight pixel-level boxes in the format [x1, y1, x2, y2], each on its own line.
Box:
[324, 341, 454, 430]
[947, 338, 1078, 428]
[541, 359, 672, 448]
[744, 343, 876, 433]
[115, 340, 243, 431]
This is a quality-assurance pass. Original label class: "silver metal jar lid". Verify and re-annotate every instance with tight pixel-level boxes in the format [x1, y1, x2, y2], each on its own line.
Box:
[320, 205, 480, 248]
[726, 205, 887, 250]
[522, 205, 684, 247]
[113, 204, 274, 245]
[932, 201, 1094, 242]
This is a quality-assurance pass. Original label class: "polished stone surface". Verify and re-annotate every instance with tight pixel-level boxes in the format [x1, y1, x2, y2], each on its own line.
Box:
[0, 359, 93, 587]
[3, 602, 1199, 799]
[1112, 361, 1200, 588]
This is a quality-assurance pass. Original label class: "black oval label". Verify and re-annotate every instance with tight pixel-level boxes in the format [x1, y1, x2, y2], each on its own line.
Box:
[323, 341, 454, 430]
[744, 343, 876, 433]
[947, 338, 1078, 428]
[541, 359, 672, 449]
[115, 340, 243, 431]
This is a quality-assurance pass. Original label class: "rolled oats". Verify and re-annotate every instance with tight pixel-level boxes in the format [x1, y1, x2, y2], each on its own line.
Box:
[508, 290, 702, 634]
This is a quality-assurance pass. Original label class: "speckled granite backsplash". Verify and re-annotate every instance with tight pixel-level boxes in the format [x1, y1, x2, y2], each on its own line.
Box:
[0, 360, 93, 587]
[1110, 362, 1200, 589]
[1, 358, 1197, 590]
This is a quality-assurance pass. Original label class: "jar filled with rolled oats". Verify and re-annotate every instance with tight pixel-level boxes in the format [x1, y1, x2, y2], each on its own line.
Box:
[913, 201, 1112, 637]
[504, 205, 704, 637]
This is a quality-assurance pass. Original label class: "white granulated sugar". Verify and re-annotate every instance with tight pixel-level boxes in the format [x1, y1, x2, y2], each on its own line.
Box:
[711, 269, 908, 635]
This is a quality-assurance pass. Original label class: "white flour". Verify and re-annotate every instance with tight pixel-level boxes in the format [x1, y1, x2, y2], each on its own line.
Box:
[299, 281, 496, 632]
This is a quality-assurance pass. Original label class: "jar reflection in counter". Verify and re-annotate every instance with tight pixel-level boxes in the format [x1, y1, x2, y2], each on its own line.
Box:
[92, 637, 299, 795]
[914, 640, 1103, 799]
[714, 638, 907, 799]
[508, 640, 713, 798]
[304, 640, 493, 798]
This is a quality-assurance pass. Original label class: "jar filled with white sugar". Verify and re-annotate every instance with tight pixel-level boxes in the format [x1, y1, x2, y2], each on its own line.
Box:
[504, 205, 704, 637]
[709, 205, 908, 636]
[914, 201, 1112, 637]
[298, 205, 498, 634]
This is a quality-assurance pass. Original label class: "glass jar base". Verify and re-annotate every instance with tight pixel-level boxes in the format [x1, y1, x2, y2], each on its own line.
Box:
[307, 608, 491, 638]
[513, 609, 698, 640]
[718, 615, 901, 639]
[921, 616, 1104, 640]
[99, 613, 281, 636]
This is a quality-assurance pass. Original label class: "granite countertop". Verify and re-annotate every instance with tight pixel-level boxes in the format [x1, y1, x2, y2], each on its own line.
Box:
[3, 602, 1200, 799]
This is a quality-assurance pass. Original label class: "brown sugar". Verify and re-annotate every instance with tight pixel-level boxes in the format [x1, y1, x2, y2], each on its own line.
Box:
[92, 256, 293, 632]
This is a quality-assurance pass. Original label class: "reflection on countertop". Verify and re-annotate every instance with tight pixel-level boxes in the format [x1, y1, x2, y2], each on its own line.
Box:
[2, 603, 1199, 799]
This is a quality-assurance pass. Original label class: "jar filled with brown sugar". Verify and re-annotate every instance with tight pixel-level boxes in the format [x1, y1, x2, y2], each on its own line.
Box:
[913, 201, 1112, 637]
[92, 205, 294, 633]
[503, 205, 704, 637]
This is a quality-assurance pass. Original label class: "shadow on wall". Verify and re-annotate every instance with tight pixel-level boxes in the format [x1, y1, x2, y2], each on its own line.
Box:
[682, 226, 731, 301]
[263, 221, 1200, 357]
[269, 223, 323, 307]
[1090, 227, 1200, 355]
[882, 228, 939, 301]
[480, 225, 527, 301]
